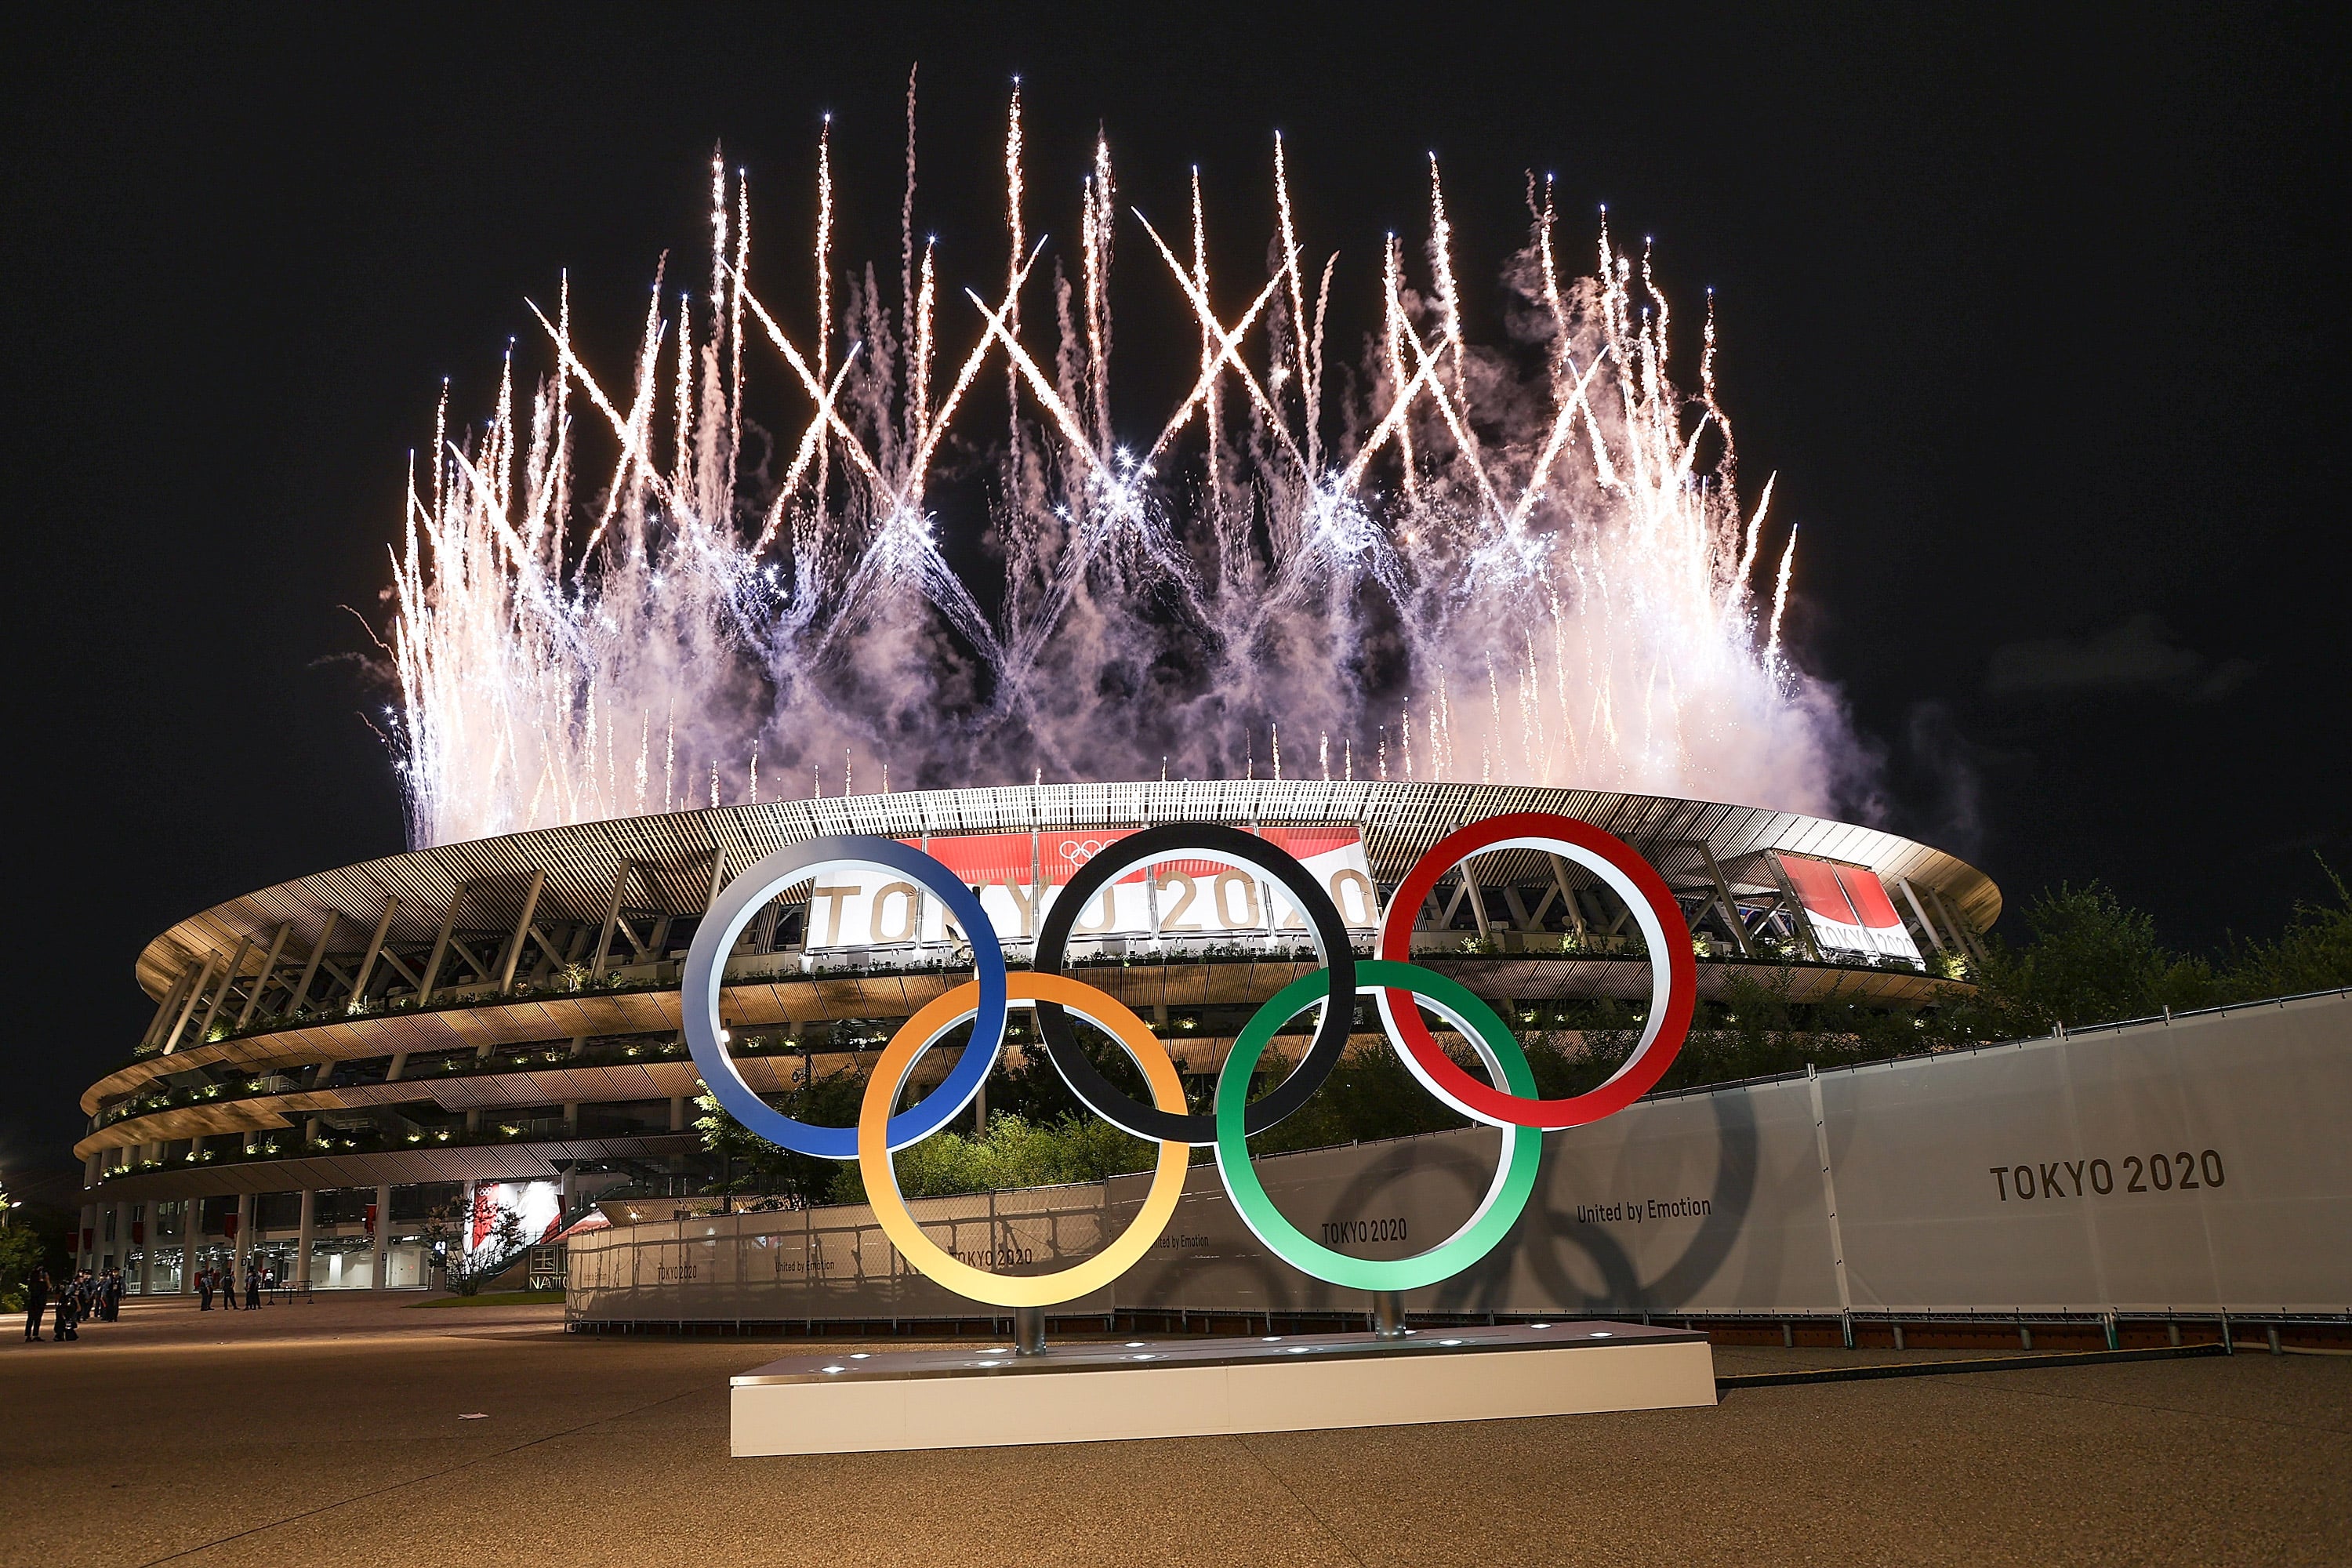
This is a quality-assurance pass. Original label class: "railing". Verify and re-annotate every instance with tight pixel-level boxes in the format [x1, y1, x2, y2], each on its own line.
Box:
[98, 935, 1974, 1142]
[2031, 984, 2352, 1039]
[93, 1121, 693, 1183]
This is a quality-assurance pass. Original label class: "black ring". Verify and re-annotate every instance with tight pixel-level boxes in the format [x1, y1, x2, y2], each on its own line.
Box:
[1032, 822, 1357, 1144]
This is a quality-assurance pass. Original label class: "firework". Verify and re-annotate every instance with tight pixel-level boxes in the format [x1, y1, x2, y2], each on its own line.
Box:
[385, 85, 1856, 848]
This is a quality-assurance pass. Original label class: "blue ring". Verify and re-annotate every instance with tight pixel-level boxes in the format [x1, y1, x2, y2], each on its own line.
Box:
[681, 835, 1008, 1160]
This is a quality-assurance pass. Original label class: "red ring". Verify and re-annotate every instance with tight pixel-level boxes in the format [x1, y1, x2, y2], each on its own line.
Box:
[1377, 812, 1696, 1129]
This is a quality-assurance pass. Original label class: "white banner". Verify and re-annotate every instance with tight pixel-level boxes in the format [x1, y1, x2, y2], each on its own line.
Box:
[804, 827, 1378, 950]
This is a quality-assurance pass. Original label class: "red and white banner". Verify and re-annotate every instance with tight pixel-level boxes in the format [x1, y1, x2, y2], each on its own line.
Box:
[470, 1180, 563, 1251]
[804, 827, 1378, 949]
[1775, 853, 1923, 965]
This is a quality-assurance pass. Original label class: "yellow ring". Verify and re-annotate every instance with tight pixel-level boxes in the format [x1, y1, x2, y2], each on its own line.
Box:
[857, 973, 1191, 1308]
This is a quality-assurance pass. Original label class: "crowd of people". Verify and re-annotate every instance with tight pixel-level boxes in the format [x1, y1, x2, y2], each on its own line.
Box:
[20, 1258, 285, 1341]
[19, 1267, 120, 1341]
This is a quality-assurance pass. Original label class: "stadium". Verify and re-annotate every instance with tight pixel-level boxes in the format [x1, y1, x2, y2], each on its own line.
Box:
[71, 779, 1996, 1298]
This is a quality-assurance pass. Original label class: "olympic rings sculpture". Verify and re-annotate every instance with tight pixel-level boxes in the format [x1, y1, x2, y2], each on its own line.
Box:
[683, 812, 1693, 1308]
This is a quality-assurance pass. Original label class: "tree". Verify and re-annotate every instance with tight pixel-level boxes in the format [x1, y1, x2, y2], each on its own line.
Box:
[695, 1063, 874, 1207]
[488, 1203, 529, 1258]
[425, 1197, 533, 1297]
[983, 1026, 1156, 1123]
[1988, 884, 2214, 1029]
[1243, 1044, 1467, 1156]
[824, 1112, 1173, 1205]
[0, 1185, 45, 1312]
[2221, 858, 2352, 1000]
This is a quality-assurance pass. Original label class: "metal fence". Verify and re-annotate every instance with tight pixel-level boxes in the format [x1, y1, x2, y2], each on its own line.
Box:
[568, 989, 2351, 1329]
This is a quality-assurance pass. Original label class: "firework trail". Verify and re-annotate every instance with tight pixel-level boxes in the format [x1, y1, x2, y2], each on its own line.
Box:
[385, 87, 1861, 847]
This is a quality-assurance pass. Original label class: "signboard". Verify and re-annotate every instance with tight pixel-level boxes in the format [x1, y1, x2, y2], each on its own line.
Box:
[800, 826, 1378, 950]
[1777, 852, 1924, 965]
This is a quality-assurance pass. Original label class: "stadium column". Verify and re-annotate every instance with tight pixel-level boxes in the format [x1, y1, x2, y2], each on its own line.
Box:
[1895, 876, 1949, 954]
[1458, 855, 1494, 941]
[180, 1200, 199, 1294]
[350, 901, 397, 1010]
[1764, 855, 1824, 962]
[193, 936, 252, 1044]
[372, 1183, 391, 1289]
[159, 955, 215, 1055]
[294, 1189, 316, 1289]
[1546, 855, 1591, 941]
[590, 856, 635, 978]
[78, 1203, 96, 1272]
[497, 869, 547, 993]
[284, 909, 338, 1017]
[140, 965, 197, 1052]
[1697, 842, 1755, 956]
[418, 882, 473, 1006]
[1925, 883, 1988, 964]
[234, 1192, 252, 1279]
[238, 923, 292, 1027]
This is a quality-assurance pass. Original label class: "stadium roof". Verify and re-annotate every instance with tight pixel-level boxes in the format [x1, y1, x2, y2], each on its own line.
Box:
[136, 779, 1999, 1000]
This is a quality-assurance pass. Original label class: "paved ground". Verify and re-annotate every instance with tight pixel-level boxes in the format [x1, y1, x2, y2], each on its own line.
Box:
[5, 1293, 2346, 1566]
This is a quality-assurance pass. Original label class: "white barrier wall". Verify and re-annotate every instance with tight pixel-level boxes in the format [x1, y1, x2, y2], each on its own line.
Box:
[568, 991, 2352, 1323]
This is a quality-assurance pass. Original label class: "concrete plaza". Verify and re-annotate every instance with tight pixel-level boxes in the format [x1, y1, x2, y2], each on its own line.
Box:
[5, 1293, 2346, 1566]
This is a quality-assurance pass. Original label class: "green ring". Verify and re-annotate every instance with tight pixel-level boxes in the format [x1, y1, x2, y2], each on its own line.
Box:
[1213, 960, 1542, 1292]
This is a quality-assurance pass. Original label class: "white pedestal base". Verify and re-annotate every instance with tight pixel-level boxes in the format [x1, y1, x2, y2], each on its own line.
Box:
[730, 1320, 1715, 1457]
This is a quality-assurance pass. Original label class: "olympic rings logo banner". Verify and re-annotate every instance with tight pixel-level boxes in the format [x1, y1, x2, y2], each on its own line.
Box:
[683, 813, 1694, 1309]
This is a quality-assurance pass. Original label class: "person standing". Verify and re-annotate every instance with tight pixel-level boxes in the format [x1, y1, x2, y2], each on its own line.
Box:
[23, 1267, 48, 1341]
[220, 1262, 239, 1310]
[244, 1262, 260, 1310]
[53, 1276, 78, 1341]
[197, 1265, 213, 1311]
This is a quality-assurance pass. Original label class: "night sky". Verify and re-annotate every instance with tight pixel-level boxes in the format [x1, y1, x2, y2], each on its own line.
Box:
[5, 6, 2341, 1177]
